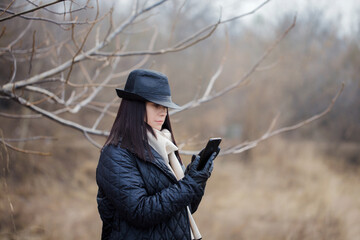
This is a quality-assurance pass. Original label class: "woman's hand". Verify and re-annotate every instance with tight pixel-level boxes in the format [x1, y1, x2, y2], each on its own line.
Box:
[185, 150, 218, 186]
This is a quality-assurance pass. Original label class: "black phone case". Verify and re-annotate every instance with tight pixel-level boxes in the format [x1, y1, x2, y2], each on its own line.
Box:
[197, 138, 221, 170]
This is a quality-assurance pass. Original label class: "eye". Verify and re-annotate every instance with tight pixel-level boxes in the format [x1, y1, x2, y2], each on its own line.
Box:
[156, 104, 167, 111]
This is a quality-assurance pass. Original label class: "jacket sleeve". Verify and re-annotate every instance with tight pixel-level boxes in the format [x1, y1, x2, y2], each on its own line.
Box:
[182, 162, 206, 214]
[189, 183, 205, 214]
[96, 145, 203, 229]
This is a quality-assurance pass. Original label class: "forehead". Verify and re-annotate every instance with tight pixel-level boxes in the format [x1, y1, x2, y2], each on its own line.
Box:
[146, 102, 167, 108]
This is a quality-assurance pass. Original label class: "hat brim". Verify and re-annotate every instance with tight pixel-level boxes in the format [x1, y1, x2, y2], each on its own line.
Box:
[116, 89, 146, 101]
[116, 89, 181, 109]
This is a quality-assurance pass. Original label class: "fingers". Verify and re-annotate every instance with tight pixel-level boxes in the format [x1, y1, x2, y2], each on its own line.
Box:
[203, 151, 216, 172]
[208, 161, 214, 174]
[191, 154, 198, 163]
[188, 155, 200, 171]
[210, 151, 218, 161]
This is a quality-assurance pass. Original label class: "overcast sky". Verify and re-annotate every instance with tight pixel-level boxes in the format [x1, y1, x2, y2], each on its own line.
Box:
[212, 0, 359, 37]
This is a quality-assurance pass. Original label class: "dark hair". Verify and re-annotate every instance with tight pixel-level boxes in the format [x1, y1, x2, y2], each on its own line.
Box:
[104, 99, 182, 163]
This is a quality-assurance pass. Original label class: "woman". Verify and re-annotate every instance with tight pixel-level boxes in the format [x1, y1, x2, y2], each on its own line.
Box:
[96, 69, 219, 240]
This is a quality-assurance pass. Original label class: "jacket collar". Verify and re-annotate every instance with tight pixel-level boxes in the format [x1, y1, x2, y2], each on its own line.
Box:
[148, 146, 178, 183]
[119, 139, 179, 183]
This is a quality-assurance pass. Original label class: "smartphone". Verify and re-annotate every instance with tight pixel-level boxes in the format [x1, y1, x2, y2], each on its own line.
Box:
[197, 138, 222, 171]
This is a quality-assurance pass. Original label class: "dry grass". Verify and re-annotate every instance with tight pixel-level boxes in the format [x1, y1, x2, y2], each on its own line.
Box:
[196, 138, 360, 240]
[0, 136, 359, 240]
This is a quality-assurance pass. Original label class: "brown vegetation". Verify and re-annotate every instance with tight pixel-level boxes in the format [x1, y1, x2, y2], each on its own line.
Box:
[1, 0, 359, 239]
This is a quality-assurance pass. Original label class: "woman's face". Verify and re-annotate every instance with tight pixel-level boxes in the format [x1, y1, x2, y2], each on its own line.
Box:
[146, 102, 168, 130]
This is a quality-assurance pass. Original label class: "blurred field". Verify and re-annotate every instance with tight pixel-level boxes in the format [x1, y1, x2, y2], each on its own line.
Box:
[0, 1, 359, 239]
[1, 133, 359, 240]
[198, 138, 360, 240]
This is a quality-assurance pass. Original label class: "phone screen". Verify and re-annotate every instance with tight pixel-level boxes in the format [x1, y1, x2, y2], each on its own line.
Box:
[197, 138, 221, 170]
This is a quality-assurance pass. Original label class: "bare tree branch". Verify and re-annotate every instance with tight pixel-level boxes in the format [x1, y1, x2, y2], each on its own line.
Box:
[24, 0, 89, 15]
[4, 92, 110, 136]
[0, 129, 10, 172]
[92, 19, 220, 57]
[66, 0, 100, 83]
[222, 0, 271, 24]
[4, 19, 33, 50]
[8, 50, 17, 83]
[0, 0, 65, 22]
[0, 112, 42, 119]
[1, 140, 51, 156]
[169, 15, 297, 115]
[0, 0, 340, 161]
[174, 0, 270, 49]
[0, 129, 51, 156]
[24, 86, 65, 104]
[0, 8, 93, 26]
[83, 130, 102, 149]
[28, 30, 36, 74]
[92, 97, 118, 130]
[1, 0, 169, 92]
[3, 136, 56, 142]
[202, 27, 229, 99]
[0, 129, 17, 231]
[0, 0, 15, 17]
[0, 107, 70, 119]
[180, 82, 344, 156]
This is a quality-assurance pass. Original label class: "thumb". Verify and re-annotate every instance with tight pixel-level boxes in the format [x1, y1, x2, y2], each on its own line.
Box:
[191, 155, 201, 168]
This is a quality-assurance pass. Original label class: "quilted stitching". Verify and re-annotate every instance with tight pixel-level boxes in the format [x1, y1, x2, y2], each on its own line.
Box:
[96, 144, 204, 240]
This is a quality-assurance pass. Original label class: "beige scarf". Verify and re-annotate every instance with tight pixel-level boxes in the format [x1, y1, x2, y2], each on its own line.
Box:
[147, 128, 202, 240]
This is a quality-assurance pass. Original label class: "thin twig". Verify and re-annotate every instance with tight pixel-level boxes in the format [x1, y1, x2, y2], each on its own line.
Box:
[202, 27, 229, 99]
[168, 0, 188, 46]
[180, 83, 344, 156]
[65, 0, 99, 83]
[8, 50, 17, 83]
[24, 0, 88, 15]
[170, 15, 297, 115]
[92, 97, 118, 130]
[0, 0, 15, 17]
[5, 19, 33, 51]
[25, 86, 65, 104]
[68, 52, 121, 113]
[0, 8, 91, 27]
[0, 112, 42, 119]
[83, 130, 102, 149]
[6, 92, 110, 136]
[28, 30, 36, 74]
[1, 140, 51, 156]
[4, 136, 56, 142]
[0, 129, 16, 232]
[0, 129, 10, 173]
[0, 0, 65, 22]
[83, 104, 117, 118]
[93, 19, 220, 57]
[93, 0, 269, 58]
[0, 26, 6, 39]
[1, 0, 168, 91]
[175, 0, 270, 49]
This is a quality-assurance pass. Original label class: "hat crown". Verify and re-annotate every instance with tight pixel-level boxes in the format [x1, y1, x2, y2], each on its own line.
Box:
[125, 69, 171, 97]
[116, 69, 180, 109]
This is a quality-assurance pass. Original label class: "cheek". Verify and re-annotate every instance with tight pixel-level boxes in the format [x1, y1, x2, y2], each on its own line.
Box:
[146, 109, 155, 123]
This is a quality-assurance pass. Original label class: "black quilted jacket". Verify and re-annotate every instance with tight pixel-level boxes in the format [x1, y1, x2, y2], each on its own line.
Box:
[96, 143, 205, 240]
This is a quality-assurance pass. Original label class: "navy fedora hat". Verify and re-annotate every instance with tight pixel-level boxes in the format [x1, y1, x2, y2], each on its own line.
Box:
[116, 69, 180, 109]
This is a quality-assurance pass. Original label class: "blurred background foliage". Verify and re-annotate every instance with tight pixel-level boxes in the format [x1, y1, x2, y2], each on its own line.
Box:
[0, 0, 359, 239]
